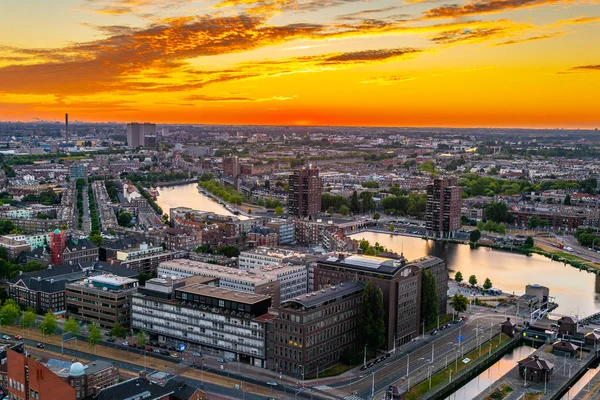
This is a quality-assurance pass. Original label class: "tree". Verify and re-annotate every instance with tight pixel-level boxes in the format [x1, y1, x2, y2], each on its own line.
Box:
[39, 311, 57, 335]
[527, 216, 540, 229]
[274, 206, 283, 217]
[420, 270, 439, 328]
[469, 275, 478, 287]
[564, 194, 571, 205]
[0, 300, 21, 329]
[0, 219, 18, 235]
[450, 294, 469, 317]
[161, 214, 169, 225]
[89, 233, 103, 247]
[109, 322, 127, 339]
[483, 278, 493, 290]
[373, 212, 381, 221]
[484, 202, 513, 224]
[350, 191, 360, 214]
[524, 236, 534, 248]
[339, 205, 349, 216]
[118, 211, 133, 227]
[358, 282, 386, 350]
[88, 325, 102, 353]
[217, 245, 240, 258]
[469, 230, 481, 243]
[138, 272, 153, 285]
[63, 317, 81, 336]
[454, 271, 463, 283]
[136, 330, 149, 348]
[20, 309, 37, 333]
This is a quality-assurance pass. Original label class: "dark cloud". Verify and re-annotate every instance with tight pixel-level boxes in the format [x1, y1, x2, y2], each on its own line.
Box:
[569, 65, 600, 71]
[495, 33, 562, 46]
[423, 0, 565, 19]
[431, 27, 506, 44]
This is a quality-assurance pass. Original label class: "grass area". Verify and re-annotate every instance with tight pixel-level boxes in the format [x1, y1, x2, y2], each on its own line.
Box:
[405, 333, 511, 400]
[523, 392, 544, 400]
[533, 246, 600, 271]
[425, 314, 454, 332]
[487, 384, 513, 400]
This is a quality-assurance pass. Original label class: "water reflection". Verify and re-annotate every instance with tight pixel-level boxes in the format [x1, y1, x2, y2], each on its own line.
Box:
[156, 183, 238, 217]
[350, 232, 600, 316]
[446, 345, 535, 400]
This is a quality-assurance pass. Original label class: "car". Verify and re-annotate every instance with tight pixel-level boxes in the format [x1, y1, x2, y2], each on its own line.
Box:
[360, 365, 368, 371]
[36, 343, 44, 349]
[153, 349, 161, 354]
[170, 353, 179, 358]
[150, 342, 158, 347]
[14, 335, 22, 340]
[431, 330, 438, 336]
[129, 343, 137, 348]
[218, 358, 228, 363]
[193, 352, 202, 357]
[106, 337, 115, 342]
[160, 344, 167, 349]
[440, 325, 447, 331]
[374, 358, 382, 364]
[160, 350, 170, 356]
[122, 341, 129, 346]
[367, 362, 374, 368]
[146, 346, 153, 352]
[1, 335, 11, 340]
[266, 381, 278, 386]
[168, 346, 177, 351]
[384, 353, 391, 359]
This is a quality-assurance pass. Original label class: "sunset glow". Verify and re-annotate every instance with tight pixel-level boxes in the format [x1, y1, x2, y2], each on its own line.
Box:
[1, 0, 599, 127]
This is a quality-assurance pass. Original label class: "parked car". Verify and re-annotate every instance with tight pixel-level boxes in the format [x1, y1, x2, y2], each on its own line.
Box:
[106, 337, 115, 342]
[218, 358, 227, 363]
[367, 362, 374, 368]
[146, 346, 153, 352]
[360, 365, 368, 371]
[431, 330, 438, 336]
[160, 350, 170, 356]
[170, 353, 179, 359]
[168, 346, 177, 351]
[129, 343, 137, 348]
[14, 335, 22, 340]
[153, 349, 161, 354]
[122, 341, 129, 346]
[266, 382, 278, 386]
[193, 352, 202, 357]
[160, 344, 167, 349]
[36, 343, 44, 349]
[2, 335, 11, 340]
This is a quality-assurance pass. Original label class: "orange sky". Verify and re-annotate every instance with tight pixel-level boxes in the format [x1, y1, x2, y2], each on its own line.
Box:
[0, 0, 599, 128]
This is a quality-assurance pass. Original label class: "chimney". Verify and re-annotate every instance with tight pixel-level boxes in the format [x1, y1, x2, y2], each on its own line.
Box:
[65, 113, 69, 142]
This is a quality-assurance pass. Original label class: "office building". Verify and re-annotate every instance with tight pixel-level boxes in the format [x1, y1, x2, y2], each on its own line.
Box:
[66, 274, 139, 328]
[69, 164, 87, 181]
[314, 254, 422, 349]
[288, 166, 322, 219]
[132, 277, 273, 367]
[158, 259, 282, 305]
[414, 256, 448, 316]
[265, 219, 295, 244]
[115, 242, 178, 274]
[223, 156, 240, 178]
[267, 281, 364, 377]
[426, 177, 462, 238]
[127, 122, 156, 148]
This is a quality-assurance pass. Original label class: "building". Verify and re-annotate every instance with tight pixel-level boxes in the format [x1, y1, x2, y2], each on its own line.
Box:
[247, 226, 279, 247]
[288, 166, 322, 219]
[160, 228, 202, 251]
[50, 229, 67, 264]
[525, 284, 550, 309]
[9, 262, 138, 313]
[69, 164, 87, 181]
[223, 156, 240, 178]
[413, 256, 448, 316]
[115, 243, 178, 274]
[3, 232, 50, 250]
[426, 177, 462, 238]
[66, 274, 139, 328]
[518, 355, 554, 383]
[0, 236, 30, 259]
[267, 281, 364, 377]
[158, 259, 282, 305]
[127, 122, 156, 148]
[132, 277, 272, 367]
[265, 219, 295, 244]
[314, 254, 421, 349]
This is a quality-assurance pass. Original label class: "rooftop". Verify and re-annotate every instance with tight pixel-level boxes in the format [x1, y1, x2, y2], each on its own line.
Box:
[320, 254, 406, 275]
[178, 283, 271, 305]
[282, 281, 364, 309]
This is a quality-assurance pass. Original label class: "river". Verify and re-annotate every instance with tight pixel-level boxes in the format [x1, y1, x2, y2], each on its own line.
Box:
[350, 231, 600, 317]
[155, 183, 246, 219]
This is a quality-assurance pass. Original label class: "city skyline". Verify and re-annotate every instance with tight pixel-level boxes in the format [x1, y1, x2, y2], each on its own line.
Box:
[0, 0, 599, 128]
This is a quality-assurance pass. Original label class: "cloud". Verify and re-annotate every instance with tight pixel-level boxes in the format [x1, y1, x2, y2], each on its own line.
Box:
[556, 16, 600, 25]
[569, 65, 600, 71]
[185, 94, 296, 102]
[495, 32, 563, 46]
[359, 75, 417, 85]
[336, 6, 404, 21]
[86, 0, 192, 15]
[423, 0, 568, 19]
[431, 27, 508, 44]
[213, 0, 367, 16]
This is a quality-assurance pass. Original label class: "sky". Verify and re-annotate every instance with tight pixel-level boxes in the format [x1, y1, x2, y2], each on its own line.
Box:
[0, 0, 599, 128]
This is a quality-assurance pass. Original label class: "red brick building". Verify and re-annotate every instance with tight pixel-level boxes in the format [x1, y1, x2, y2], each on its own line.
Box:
[288, 166, 322, 219]
[426, 177, 462, 238]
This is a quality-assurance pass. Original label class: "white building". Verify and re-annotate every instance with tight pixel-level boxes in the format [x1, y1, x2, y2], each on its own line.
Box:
[3, 233, 50, 249]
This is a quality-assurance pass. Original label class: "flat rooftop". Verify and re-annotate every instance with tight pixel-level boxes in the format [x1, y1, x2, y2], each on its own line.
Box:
[320, 254, 404, 275]
[282, 281, 364, 309]
[159, 259, 277, 284]
[178, 283, 271, 305]
[88, 274, 138, 287]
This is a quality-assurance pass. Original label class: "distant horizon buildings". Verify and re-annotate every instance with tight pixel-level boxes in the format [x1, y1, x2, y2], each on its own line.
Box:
[127, 122, 156, 148]
[426, 176, 462, 238]
[288, 165, 322, 219]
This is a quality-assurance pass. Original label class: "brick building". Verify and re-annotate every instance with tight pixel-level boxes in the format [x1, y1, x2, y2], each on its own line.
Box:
[288, 166, 322, 219]
[426, 177, 462, 238]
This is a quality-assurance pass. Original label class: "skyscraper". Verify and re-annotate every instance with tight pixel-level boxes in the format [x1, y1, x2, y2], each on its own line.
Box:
[426, 177, 462, 238]
[288, 166, 322, 218]
[127, 123, 156, 148]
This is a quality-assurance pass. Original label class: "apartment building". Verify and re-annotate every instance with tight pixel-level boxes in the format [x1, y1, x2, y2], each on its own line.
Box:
[267, 281, 364, 377]
[132, 277, 273, 367]
[115, 243, 179, 273]
[426, 177, 462, 238]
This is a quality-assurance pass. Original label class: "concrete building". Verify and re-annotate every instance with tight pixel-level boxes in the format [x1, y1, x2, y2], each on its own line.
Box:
[132, 276, 273, 367]
[69, 164, 87, 181]
[65, 274, 139, 328]
[426, 177, 462, 238]
[525, 284, 550, 309]
[127, 122, 156, 148]
[265, 219, 295, 244]
[0, 236, 30, 259]
[247, 226, 278, 247]
[314, 254, 422, 349]
[267, 281, 364, 377]
[3, 232, 50, 250]
[115, 243, 178, 274]
[288, 166, 322, 219]
[157, 259, 282, 305]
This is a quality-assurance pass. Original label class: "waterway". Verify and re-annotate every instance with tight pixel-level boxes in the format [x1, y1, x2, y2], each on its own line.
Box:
[349, 232, 600, 316]
[156, 183, 246, 219]
[446, 345, 536, 400]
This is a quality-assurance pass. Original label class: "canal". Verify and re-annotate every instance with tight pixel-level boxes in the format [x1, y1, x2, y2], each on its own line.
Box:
[350, 231, 600, 316]
[156, 183, 247, 219]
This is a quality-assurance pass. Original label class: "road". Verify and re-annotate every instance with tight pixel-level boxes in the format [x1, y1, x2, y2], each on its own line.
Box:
[325, 313, 522, 400]
[82, 184, 91, 234]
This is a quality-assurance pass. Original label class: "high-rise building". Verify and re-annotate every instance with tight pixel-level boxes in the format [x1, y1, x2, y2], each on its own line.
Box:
[426, 177, 462, 238]
[223, 155, 240, 178]
[127, 123, 156, 148]
[288, 166, 322, 218]
[50, 229, 66, 265]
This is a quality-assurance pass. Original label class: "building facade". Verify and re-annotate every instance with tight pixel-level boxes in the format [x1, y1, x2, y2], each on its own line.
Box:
[127, 122, 156, 148]
[288, 166, 322, 219]
[426, 177, 462, 238]
[266, 281, 364, 377]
